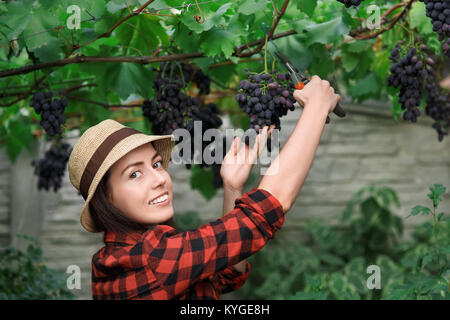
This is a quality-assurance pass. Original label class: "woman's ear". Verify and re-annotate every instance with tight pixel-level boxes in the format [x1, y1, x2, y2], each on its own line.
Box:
[103, 169, 114, 203]
[107, 191, 113, 203]
[105, 180, 113, 203]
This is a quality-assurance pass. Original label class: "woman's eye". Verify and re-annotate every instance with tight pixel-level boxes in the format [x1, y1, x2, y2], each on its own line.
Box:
[153, 160, 162, 169]
[130, 171, 141, 179]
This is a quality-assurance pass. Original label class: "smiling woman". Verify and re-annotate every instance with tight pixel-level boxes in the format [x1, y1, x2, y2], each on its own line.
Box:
[67, 74, 339, 300]
[67, 118, 284, 300]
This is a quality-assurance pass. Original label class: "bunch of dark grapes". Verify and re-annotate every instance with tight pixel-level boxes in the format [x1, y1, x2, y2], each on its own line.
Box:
[31, 141, 72, 192]
[143, 61, 215, 135]
[235, 68, 297, 151]
[337, 0, 365, 8]
[420, 0, 450, 57]
[143, 61, 224, 187]
[424, 78, 450, 141]
[182, 63, 211, 95]
[387, 44, 435, 123]
[30, 91, 67, 137]
[184, 102, 225, 188]
[142, 82, 198, 135]
[388, 42, 450, 141]
[154, 61, 211, 94]
[187, 102, 223, 132]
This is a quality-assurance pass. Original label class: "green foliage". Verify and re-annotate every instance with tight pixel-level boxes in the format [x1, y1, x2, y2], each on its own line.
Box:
[189, 164, 218, 200]
[173, 210, 203, 232]
[0, 234, 76, 299]
[238, 183, 449, 300]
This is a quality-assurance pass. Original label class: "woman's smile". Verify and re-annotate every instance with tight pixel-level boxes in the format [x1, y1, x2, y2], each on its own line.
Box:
[149, 192, 170, 206]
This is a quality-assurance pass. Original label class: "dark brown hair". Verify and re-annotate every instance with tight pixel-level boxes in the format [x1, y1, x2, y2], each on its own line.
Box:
[89, 164, 176, 235]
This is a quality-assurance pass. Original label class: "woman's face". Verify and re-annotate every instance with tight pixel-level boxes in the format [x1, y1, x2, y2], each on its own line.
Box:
[107, 142, 174, 226]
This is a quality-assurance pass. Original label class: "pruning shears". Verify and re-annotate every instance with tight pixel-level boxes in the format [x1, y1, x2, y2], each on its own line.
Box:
[261, 23, 346, 124]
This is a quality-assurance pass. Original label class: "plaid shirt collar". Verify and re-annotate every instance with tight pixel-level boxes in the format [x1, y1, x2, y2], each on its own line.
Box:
[104, 230, 147, 246]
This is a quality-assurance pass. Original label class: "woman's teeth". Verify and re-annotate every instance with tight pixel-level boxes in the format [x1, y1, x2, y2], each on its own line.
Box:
[150, 193, 168, 205]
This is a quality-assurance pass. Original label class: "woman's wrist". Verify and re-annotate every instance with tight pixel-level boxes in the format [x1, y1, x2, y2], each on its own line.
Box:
[222, 182, 243, 216]
[223, 182, 243, 195]
[302, 102, 330, 121]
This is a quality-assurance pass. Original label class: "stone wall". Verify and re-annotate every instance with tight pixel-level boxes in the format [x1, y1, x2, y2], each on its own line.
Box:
[1, 99, 449, 299]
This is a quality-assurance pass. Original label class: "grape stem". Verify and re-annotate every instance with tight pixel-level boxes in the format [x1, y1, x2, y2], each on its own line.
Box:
[264, 34, 268, 74]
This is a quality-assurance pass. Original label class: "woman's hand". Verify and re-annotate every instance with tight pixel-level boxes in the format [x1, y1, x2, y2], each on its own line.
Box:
[220, 125, 274, 193]
[293, 75, 341, 116]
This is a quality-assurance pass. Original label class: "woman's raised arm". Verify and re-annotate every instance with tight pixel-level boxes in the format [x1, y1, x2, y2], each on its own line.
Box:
[258, 75, 341, 212]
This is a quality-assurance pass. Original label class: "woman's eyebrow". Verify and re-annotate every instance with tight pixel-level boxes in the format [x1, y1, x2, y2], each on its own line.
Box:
[121, 153, 161, 176]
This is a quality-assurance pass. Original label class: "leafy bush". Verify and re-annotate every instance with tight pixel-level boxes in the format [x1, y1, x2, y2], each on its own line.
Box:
[0, 234, 75, 300]
[238, 183, 449, 300]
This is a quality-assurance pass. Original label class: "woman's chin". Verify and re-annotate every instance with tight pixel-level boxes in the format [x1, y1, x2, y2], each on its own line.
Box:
[145, 206, 174, 223]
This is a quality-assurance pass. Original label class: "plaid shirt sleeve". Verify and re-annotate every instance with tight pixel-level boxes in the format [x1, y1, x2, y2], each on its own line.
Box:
[141, 187, 284, 298]
[208, 260, 251, 294]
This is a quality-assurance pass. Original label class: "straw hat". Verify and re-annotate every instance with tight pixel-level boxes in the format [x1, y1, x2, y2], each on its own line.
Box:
[68, 119, 175, 233]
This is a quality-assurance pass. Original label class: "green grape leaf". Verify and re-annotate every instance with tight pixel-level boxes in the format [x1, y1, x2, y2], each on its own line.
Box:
[110, 63, 155, 99]
[305, 17, 349, 47]
[115, 15, 169, 55]
[238, 0, 268, 15]
[173, 25, 202, 53]
[0, 0, 33, 42]
[190, 165, 217, 200]
[180, 2, 233, 34]
[106, 0, 128, 14]
[33, 37, 64, 63]
[409, 2, 433, 34]
[200, 28, 239, 59]
[341, 51, 359, 73]
[307, 43, 334, 78]
[297, 0, 317, 18]
[349, 73, 381, 97]
[22, 8, 59, 50]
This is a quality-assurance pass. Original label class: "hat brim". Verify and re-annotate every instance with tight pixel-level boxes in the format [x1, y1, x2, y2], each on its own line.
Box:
[80, 133, 175, 233]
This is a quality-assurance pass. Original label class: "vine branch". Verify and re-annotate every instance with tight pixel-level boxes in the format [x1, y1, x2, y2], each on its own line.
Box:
[234, 0, 290, 57]
[349, 0, 416, 41]
[0, 29, 297, 79]
[69, 0, 156, 54]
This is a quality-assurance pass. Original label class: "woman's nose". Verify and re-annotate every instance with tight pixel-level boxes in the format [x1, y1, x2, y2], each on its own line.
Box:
[149, 168, 166, 188]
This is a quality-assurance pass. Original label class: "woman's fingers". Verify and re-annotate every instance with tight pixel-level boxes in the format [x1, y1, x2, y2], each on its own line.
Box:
[251, 131, 261, 157]
[250, 126, 270, 159]
[224, 136, 240, 162]
[233, 136, 240, 155]
[258, 126, 270, 156]
[233, 124, 275, 163]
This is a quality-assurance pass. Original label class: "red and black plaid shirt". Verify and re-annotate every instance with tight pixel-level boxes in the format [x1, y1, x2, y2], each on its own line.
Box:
[91, 187, 285, 300]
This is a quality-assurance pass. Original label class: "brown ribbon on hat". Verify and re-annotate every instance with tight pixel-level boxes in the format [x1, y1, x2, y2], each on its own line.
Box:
[79, 127, 141, 200]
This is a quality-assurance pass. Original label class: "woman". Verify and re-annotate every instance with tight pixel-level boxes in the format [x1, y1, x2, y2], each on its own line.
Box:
[67, 75, 340, 300]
